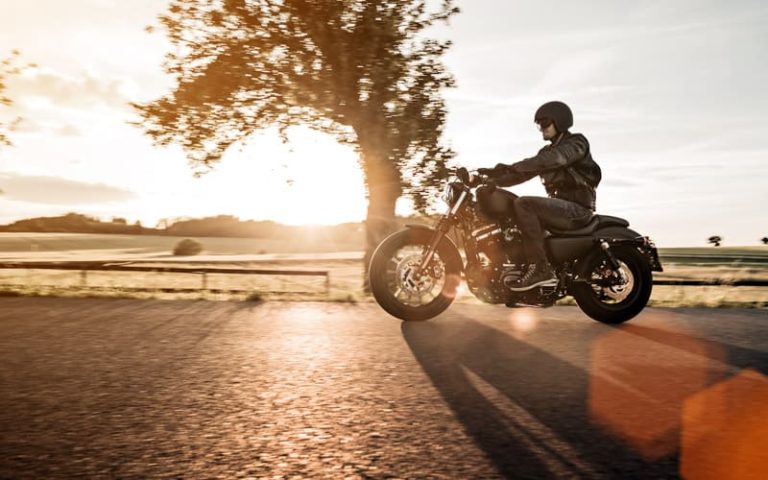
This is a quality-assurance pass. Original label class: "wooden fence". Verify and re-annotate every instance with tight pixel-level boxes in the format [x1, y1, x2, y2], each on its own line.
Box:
[0, 261, 331, 295]
[1, 260, 767, 294]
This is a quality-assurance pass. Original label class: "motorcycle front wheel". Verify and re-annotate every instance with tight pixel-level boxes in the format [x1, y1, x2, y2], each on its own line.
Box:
[369, 229, 463, 321]
[572, 246, 653, 324]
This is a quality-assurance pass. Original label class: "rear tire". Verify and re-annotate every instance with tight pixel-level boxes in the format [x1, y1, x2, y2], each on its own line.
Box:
[572, 246, 653, 324]
[369, 229, 462, 321]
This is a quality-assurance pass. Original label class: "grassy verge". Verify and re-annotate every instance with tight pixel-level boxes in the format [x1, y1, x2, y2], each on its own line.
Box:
[0, 285, 364, 304]
[0, 284, 765, 309]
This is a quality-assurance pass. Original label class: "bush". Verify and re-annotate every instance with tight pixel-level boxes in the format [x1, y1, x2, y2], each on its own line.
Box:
[173, 238, 203, 256]
[245, 291, 265, 303]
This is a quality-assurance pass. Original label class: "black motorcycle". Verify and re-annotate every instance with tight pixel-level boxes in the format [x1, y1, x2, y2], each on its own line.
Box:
[369, 168, 663, 323]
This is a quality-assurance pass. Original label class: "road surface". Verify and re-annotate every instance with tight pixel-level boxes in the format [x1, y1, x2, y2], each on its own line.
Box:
[1, 298, 766, 479]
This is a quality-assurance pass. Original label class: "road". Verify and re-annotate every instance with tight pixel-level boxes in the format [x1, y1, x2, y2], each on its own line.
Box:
[0, 298, 766, 479]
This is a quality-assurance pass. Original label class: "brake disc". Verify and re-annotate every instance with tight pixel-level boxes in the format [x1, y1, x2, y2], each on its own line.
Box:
[395, 253, 442, 295]
[593, 261, 634, 302]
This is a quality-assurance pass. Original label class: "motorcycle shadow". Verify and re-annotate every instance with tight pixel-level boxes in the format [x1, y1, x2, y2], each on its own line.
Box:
[401, 316, 681, 479]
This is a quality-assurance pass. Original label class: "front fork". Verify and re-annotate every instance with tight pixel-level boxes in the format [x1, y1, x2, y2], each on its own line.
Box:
[414, 217, 453, 275]
[414, 190, 467, 275]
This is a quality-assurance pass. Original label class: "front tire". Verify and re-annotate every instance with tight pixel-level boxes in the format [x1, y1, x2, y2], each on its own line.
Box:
[572, 246, 653, 324]
[369, 229, 463, 321]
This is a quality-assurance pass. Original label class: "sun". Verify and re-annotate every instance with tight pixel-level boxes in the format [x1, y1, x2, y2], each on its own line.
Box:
[267, 129, 368, 226]
[125, 127, 372, 228]
[205, 127, 368, 226]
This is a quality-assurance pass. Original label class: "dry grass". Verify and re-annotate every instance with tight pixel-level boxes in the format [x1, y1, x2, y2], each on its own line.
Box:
[648, 285, 768, 309]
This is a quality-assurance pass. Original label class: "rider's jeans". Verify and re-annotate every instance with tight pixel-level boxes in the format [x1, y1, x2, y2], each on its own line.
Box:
[514, 196, 594, 264]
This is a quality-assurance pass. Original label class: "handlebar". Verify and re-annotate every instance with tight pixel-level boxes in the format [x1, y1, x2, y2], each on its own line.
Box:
[465, 170, 494, 190]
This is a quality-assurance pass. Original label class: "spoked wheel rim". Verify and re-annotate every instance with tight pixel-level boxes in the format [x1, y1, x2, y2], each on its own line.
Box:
[589, 260, 636, 305]
[385, 245, 447, 307]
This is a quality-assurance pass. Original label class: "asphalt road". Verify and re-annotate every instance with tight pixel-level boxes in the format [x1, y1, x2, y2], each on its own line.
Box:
[0, 298, 766, 479]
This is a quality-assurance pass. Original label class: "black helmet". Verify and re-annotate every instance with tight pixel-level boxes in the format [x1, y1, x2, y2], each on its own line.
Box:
[534, 101, 573, 132]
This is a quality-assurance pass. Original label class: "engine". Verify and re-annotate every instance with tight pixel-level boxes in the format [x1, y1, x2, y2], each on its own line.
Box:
[463, 205, 526, 303]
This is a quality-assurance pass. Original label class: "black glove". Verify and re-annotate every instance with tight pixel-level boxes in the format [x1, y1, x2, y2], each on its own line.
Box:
[477, 163, 512, 178]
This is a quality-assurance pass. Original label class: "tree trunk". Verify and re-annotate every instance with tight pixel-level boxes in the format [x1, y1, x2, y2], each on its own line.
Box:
[359, 143, 401, 293]
[362, 182, 399, 293]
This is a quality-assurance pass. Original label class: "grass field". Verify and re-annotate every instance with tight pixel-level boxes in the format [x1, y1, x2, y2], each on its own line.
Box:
[0, 233, 766, 308]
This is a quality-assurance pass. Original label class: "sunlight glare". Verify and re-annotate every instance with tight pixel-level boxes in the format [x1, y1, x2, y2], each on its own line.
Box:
[508, 310, 539, 336]
[130, 127, 368, 227]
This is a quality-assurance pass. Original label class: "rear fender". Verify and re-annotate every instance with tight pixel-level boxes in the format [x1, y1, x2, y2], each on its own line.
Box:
[592, 227, 663, 272]
[405, 224, 464, 272]
[593, 226, 642, 239]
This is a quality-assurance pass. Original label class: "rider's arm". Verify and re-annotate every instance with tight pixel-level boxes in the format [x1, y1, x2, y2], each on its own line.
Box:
[490, 164, 537, 187]
[480, 135, 589, 187]
[511, 134, 590, 176]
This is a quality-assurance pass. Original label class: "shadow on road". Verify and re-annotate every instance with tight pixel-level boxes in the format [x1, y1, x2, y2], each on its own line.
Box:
[620, 323, 768, 376]
[402, 315, 683, 478]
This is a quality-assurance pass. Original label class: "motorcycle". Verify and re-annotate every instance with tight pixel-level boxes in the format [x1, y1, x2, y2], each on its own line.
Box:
[369, 167, 663, 324]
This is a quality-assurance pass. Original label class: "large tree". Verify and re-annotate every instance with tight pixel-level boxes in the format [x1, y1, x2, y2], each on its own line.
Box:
[135, 0, 458, 288]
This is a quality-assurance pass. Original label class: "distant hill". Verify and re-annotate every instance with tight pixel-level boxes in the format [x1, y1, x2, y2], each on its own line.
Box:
[0, 213, 148, 235]
[0, 213, 436, 242]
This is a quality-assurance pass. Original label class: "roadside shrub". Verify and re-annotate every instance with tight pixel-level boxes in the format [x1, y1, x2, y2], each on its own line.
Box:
[173, 238, 203, 256]
[245, 291, 264, 303]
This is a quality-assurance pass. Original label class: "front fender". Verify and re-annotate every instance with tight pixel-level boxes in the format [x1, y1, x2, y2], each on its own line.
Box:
[404, 224, 464, 272]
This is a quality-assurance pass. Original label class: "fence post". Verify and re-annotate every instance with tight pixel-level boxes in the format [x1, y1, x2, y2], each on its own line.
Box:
[325, 273, 330, 295]
[201, 272, 207, 290]
[80, 270, 87, 287]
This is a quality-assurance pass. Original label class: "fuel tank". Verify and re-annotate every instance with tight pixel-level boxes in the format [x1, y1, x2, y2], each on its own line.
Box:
[477, 186, 518, 221]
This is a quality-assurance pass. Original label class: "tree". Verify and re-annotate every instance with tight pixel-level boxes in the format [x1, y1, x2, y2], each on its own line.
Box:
[708, 235, 722, 247]
[1, 50, 33, 148]
[135, 0, 459, 289]
[761, 237, 768, 245]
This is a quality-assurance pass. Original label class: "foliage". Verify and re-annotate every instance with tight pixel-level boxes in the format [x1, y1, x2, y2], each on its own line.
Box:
[708, 235, 722, 247]
[244, 291, 265, 303]
[761, 237, 768, 245]
[0, 50, 34, 148]
[0, 211, 362, 240]
[166, 214, 281, 237]
[137, 0, 458, 201]
[173, 238, 204, 256]
[0, 213, 148, 234]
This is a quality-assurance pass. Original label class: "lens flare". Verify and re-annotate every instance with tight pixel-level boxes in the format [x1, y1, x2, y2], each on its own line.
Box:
[681, 369, 768, 480]
[508, 310, 539, 337]
[441, 273, 462, 299]
[588, 323, 727, 460]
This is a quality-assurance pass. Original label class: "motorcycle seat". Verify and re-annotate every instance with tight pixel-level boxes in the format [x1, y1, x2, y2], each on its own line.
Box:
[547, 214, 629, 236]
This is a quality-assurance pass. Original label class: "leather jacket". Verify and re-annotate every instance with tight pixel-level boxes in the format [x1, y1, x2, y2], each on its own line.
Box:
[486, 132, 601, 211]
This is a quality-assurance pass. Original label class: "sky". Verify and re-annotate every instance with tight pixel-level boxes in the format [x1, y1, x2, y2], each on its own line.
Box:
[0, 0, 766, 246]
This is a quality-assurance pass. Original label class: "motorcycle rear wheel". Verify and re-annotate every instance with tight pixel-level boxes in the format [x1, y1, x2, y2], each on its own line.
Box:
[572, 246, 653, 324]
[369, 229, 462, 321]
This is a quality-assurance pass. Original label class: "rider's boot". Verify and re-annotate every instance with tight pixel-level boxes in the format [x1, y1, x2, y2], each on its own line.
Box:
[508, 262, 557, 291]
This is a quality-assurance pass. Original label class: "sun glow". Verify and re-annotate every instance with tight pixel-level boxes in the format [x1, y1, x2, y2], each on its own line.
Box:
[127, 127, 369, 227]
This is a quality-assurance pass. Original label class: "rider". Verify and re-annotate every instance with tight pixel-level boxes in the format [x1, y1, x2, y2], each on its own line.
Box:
[477, 101, 602, 291]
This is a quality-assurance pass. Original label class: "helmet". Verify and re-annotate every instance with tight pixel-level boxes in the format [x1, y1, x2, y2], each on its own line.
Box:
[534, 101, 573, 132]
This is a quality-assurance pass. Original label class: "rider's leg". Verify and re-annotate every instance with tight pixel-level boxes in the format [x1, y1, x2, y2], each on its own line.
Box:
[510, 197, 592, 291]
